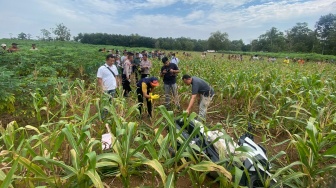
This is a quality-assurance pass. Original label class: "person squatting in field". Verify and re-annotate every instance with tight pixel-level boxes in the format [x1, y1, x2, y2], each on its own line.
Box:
[182, 74, 215, 122]
[160, 57, 181, 110]
[136, 77, 160, 118]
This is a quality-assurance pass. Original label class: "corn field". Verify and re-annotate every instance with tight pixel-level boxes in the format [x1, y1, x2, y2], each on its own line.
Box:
[0, 40, 336, 188]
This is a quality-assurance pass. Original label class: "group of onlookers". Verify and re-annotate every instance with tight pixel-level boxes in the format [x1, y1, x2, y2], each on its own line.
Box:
[97, 51, 214, 122]
[1, 43, 38, 54]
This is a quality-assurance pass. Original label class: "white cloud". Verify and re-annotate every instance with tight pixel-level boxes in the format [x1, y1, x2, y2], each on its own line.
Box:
[185, 10, 204, 20]
[0, 0, 335, 43]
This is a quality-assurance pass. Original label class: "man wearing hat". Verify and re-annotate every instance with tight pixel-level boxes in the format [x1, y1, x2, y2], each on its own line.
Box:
[8, 43, 19, 53]
[1, 44, 6, 54]
[136, 77, 160, 118]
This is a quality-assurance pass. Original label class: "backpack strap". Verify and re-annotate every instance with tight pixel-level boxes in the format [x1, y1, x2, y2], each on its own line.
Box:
[104, 65, 116, 78]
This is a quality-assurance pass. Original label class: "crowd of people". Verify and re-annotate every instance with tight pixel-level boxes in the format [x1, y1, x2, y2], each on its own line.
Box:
[3, 42, 329, 122]
[97, 50, 214, 122]
[1, 43, 38, 54]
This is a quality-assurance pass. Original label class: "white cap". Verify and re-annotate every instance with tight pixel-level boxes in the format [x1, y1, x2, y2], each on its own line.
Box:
[1, 44, 6, 47]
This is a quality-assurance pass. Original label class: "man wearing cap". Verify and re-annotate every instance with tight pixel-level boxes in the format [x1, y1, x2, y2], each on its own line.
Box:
[182, 74, 215, 122]
[160, 56, 180, 110]
[8, 43, 19, 53]
[1, 44, 6, 54]
[136, 77, 160, 117]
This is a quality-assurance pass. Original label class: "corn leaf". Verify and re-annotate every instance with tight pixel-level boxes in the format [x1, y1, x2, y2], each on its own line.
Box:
[190, 161, 232, 181]
[143, 159, 167, 183]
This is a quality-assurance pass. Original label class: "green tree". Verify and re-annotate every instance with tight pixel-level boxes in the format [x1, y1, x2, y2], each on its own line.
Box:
[40, 29, 52, 41]
[315, 13, 336, 55]
[208, 31, 230, 51]
[286, 22, 316, 53]
[258, 27, 286, 52]
[17, 32, 27, 40]
[229, 39, 244, 51]
[73, 33, 83, 42]
[52, 23, 71, 41]
[27, 33, 32, 40]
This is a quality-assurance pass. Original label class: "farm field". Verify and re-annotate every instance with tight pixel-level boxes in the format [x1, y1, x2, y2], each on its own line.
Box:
[0, 40, 336, 188]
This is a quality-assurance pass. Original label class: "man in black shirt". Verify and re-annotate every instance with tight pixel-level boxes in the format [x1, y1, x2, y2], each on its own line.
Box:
[160, 57, 180, 110]
[182, 74, 215, 121]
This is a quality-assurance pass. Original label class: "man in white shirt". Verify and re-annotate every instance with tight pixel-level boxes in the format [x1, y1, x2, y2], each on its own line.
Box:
[171, 53, 179, 66]
[97, 54, 119, 98]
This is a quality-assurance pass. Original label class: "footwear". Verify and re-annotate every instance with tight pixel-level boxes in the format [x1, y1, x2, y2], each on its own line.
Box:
[165, 104, 171, 111]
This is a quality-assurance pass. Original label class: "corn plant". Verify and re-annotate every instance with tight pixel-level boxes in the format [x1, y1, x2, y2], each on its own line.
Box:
[156, 105, 233, 187]
[274, 117, 336, 187]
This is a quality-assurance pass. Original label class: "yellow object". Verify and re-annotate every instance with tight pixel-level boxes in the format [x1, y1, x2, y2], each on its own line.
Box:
[149, 93, 160, 102]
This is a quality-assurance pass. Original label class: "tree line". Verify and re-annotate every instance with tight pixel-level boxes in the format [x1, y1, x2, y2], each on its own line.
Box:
[13, 13, 336, 55]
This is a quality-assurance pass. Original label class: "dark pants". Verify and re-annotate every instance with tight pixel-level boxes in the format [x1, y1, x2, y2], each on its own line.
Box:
[137, 87, 152, 117]
[133, 66, 140, 82]
[102, 89, 116, 120]
[122, 74, 132, 96]
[141, 74, 149, 79]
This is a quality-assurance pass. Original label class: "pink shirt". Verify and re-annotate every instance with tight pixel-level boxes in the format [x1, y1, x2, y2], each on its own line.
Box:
[140, 60, 152, 74]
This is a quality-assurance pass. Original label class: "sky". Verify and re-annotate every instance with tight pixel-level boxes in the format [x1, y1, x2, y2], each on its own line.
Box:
[0, 0, 335, 44]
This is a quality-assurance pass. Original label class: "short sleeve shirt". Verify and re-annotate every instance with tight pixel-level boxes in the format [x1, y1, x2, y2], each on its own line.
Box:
[97, 63, 118, 91]
[191, 77, 214, 97]
[161, 63, 179, 85]
[171, 57, 179, 66]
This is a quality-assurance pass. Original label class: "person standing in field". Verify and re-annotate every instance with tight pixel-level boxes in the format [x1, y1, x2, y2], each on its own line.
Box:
[132, 52, 141, 82]
[122, 52, 133, 97]
[7, 43, 19, 53]
[97, 54, 119, 97]
[170, 53, 179, 67]
[115, 55, 122, 76]
[140, 54, 152, 78]
[160, 57, 180, 110]
[1, 44, 6, 54]
[136, 77, 160, 118]
[283, 57, 290, 65]
[30, 44, 38, 50]
[120, 51, 128, 72]
[182, 74, 215, 122]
